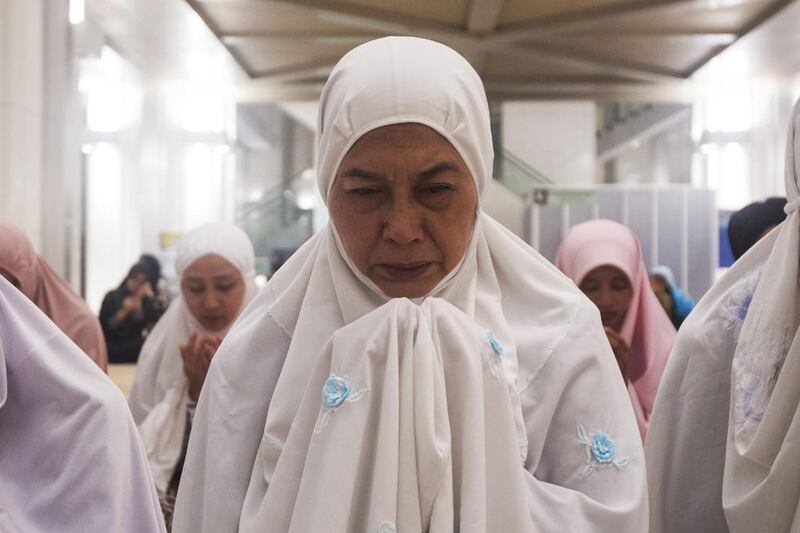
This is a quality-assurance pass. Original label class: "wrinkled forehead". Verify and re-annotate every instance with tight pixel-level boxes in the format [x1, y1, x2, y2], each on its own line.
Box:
[316, 37, 493, 204]
[335, 122, 468, 175]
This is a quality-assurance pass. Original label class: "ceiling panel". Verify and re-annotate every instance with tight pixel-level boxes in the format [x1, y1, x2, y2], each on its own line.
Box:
[334, 0, 468, 26]
[229, 37, 363, 74]
[175, 0, 796, 100]
[196, 0, 366, 34]
[499, 0, 633, 26]
[482, 49, 629, 78]
[539, 35, 722, 74]
[582, 0, 776, 33]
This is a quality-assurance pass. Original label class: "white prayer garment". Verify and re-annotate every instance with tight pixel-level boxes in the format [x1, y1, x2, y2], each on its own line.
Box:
[0, 276, 165, 533]
[129, 222, 257, 494]
[646, 98, 800, 533]
[173, 36, 647, 532]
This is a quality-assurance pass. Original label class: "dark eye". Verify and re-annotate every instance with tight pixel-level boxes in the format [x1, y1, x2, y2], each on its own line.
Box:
[610, 277, 630, 291]
[216, 282, 235, 292]
[580, 280, 600, 293]
[186, 284, 205, 294]
[346, 187, 381, 197]
[422, 183, 454, 195]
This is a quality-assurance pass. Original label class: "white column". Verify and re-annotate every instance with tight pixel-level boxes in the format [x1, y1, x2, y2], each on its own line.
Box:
[0, 0, 80, 283]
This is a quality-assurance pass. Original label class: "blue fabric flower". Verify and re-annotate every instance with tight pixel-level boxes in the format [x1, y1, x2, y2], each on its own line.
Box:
[322, 375, 351, 408]
[577, 422, 632, 478]
[487, 332, 503, 356]
[589, 432, 616, 464]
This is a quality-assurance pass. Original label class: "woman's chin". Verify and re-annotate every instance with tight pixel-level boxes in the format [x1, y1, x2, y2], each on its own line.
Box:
[374, 278, 439, 299]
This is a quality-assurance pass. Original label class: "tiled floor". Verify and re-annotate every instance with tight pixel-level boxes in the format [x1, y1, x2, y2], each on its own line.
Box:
[108, 363, 137, 399]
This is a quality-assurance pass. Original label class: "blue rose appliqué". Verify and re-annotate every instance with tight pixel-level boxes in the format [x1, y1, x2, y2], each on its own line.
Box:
[487, 332, 504, 357]
[485, 331, 506, 380]
[314, 373, 368, 434]
[589, 432, 616, 463]
[577, 422, 632, 479]
[322, 375, 351, 408]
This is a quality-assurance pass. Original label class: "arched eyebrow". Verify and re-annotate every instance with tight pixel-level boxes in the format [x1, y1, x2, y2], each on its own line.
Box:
[418, 162, 460, 180]
[341, 167, 383, 180]
[183, 273, 238, 284]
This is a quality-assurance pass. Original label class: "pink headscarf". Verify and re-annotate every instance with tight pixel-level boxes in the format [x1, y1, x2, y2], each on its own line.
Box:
[0, 223, 108, 372]
[555, 219, 675, 440]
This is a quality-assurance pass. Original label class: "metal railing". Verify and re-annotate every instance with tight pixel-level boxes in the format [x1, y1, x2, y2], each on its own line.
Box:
[494, 148, 553, 197]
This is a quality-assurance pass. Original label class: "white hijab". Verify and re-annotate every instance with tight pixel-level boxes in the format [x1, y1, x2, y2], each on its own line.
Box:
[129, 222, 257, 492]
[174, 37, 646, 533]
[0, 277, 165, 532]
[646, 97, 800, 533]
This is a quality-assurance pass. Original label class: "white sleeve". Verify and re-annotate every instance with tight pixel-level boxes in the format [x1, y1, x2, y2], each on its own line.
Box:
[172, 300, 290, 533]
[520, 302, 648, 532]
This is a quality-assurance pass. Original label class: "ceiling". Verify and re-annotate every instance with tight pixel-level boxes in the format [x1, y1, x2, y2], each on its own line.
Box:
[184, 0, 795, 100]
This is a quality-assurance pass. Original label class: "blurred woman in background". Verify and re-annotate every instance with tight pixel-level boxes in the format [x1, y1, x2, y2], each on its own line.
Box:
[128, 221, 256, 531]
[649, 265, 695, 330]
[100, 259, 168, 364]
[557, 219, 676, 440]
[728, 196, 787, 260]
[0, 222, 108, 371]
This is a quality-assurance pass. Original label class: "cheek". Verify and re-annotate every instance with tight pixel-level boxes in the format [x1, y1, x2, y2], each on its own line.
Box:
[430, 213, 474, 267]
[334, 211, 381, 263]
[585, 293, 603, 308]
[182, 292, 203, 317]
[224, 286, 247, 316]
[615, 290, 634, 310]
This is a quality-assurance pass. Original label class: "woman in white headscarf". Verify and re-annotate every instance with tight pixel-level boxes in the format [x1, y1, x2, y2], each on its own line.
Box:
[0, 276, 165, 532]
[129, 222, 256, 530]
[646, 98, 800, 533]
[173, 37, 646, 532]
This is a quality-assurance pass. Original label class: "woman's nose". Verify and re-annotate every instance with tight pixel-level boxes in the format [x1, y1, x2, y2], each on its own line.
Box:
[201, 291, 222, 309]
[593, 287, 613, 307]
[382, 198, 424, 246]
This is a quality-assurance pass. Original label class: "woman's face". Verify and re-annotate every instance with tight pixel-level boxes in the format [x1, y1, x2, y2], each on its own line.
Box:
[328, 123, 479, 298]
[181, 254, 246, 331]
[579, 265, 634, 331]
[126, 272, 148, 293]
[648, 274, 673, 315]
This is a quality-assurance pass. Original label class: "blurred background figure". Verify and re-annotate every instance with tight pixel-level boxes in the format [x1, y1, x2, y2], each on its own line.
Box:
[139, 253, 173, 303]
[556, 219, 676, 440]
[99, 258, 169, 364]
[128, 222, 256, 531]
[0, 222, 108, 372]
[649, 266, 696, 330]
[728, 197, 787, 260]
[0, 276, 166, 532]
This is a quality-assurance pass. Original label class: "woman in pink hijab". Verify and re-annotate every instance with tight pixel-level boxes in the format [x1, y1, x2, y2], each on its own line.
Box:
[0, 222, 108, 371]
[556, 219, 675, 440]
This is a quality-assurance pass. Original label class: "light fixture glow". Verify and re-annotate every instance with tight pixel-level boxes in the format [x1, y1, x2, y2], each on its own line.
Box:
[69, 0, 85, 25]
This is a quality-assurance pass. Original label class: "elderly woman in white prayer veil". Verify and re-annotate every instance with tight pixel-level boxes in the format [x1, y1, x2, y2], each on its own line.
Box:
[172, 37, 647, 533]
[646, 100, 800, 533]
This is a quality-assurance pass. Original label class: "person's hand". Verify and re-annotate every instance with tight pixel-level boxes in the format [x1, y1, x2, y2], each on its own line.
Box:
[180, 333, 223, 401]
[137, 281, 154, 299]
[121, 295, 141, 313]
[604, 327, 632, 383]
